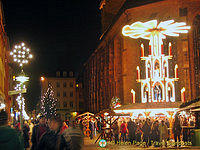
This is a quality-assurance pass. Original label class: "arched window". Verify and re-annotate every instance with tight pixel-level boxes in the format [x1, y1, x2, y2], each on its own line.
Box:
[193, 15, 200, 97]
[163, 61, 167, 77]
[154, 61, 160, 78]
[167, 83, 173, 102]
[143, 85, 149, 102]
[147, 62, 151, 78]
[153, 83, 162, 102]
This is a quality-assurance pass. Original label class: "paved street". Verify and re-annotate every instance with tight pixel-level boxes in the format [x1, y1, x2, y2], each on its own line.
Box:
[82, 136, 200, 150]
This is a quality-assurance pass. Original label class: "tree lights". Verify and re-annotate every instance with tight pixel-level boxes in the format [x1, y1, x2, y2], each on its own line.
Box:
[122, 20, 190, 103]
[41, 84, 57, 119]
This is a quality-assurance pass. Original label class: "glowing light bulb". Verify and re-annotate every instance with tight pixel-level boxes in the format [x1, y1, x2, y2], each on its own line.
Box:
[26, 48, 29, 52]
[21, 43, 25, 46]
[10, 52, 13, 55]
[29, 54, 33, 58]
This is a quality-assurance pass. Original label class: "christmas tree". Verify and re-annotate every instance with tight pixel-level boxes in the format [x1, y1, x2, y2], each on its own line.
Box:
[41, 83, 57, 119]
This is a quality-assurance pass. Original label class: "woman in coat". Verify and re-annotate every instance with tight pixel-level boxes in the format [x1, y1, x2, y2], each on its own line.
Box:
[158, 120, 168, 147]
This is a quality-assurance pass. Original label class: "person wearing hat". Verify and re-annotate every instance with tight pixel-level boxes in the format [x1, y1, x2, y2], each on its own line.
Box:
[37, 114, 72, 150]
[0, 110, 24, 150]
[31, 115, 48, 150]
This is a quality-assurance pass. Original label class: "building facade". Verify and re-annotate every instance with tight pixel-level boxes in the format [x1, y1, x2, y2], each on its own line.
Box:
[0, 0, 11, 115]
[83, 0, 200, 113]
[41, 71, 85, 120]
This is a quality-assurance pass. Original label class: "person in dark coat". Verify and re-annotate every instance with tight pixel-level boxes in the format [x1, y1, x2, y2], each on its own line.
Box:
[37, 115, 72, 150]
[31, 115, 48, 150]
[182, 117, 188, 143]
[23, 121, 30, 149]
[135, 122, 142, 143]
[173, 113, 182, 147]
[127, 118, 135, 144]
[142, 119, 151, 147]
[150, 120, 159, 147]
[113, 121, 119, 144]
[0, 110, 24, 150]
[62, 120, 83, 150]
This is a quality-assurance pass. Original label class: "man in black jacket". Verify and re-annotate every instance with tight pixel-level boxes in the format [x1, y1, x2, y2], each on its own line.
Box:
[37, 115, 72, 150]
[31, 116, 47, 150]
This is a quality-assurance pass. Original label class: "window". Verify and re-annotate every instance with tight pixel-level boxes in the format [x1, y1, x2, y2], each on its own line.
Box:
[57, 91, 60, 97]
[56, 82, 60, 88]
[69, 71, 73, 77]
[179, 8, 187, 17]
[63, 82, 66, 88]
[63, 71, 67, 77]
[56, 71, 60, 77]
[63, 102, 67, 108]
[70, 92, 73, 97]
[70, 82, 73, 87]
[70, 102, 73, 108]
[63, 91, 66, 97]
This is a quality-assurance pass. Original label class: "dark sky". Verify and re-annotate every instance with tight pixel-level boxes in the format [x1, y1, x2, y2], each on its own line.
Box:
[3, 0, 101, 112]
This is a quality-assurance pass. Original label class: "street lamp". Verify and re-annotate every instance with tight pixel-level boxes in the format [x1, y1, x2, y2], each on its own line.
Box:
[15, 71, 29, 129]
[10, 42, 33, 129]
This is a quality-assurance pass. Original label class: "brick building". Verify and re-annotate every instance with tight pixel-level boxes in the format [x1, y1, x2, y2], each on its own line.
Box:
[83, 0, 200, 113]
[0, 0, 11, 115]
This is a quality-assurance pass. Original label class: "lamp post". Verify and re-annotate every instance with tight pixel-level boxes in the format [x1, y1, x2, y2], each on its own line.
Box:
[10, 42, 33, 130]
[15, 71, 29, 130]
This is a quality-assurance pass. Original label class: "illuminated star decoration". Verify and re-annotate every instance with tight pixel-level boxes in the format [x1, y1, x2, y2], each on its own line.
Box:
[122, 20, 190, 40]
[10, 42, 33, 67]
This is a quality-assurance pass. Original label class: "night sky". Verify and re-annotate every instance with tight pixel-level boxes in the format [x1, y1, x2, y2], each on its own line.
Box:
[3, 0, 101, 112]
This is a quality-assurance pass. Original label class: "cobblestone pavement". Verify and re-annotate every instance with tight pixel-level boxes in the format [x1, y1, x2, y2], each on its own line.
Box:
[82, 136, 200, 150]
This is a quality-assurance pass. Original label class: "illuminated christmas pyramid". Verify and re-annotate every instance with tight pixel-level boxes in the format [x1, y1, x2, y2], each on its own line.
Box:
[122, 20, 190, 103]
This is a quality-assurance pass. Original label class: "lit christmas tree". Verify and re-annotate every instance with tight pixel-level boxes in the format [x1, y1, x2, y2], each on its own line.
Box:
[41, 83, 57, 119]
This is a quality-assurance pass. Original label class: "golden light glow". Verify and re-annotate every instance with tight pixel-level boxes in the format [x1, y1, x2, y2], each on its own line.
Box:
[114, 108, 177, 117]
[181, 87, 185, 93]
[72, 112, 77, 116]
[40, 76, 45, 81]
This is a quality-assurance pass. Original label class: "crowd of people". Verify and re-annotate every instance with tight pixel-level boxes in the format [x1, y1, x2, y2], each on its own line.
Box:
[87, 113, 193, 148]
[0, 109, 195, 149]
[0, 110, 83, 150]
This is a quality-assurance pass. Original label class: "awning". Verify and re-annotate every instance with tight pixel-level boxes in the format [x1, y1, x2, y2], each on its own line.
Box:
[191, 108, 200, 112]
[178, 99, 200, 112]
